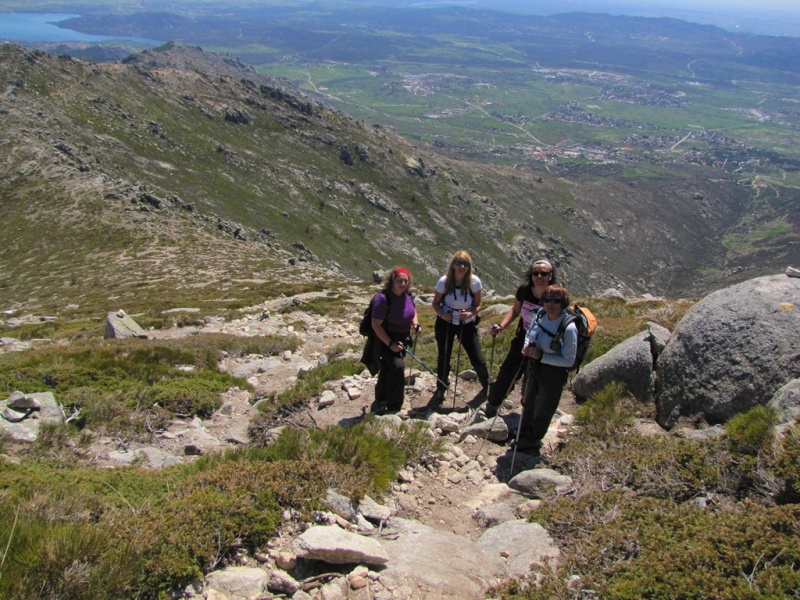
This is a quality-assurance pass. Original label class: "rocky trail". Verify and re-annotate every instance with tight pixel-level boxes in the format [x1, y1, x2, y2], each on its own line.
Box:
[1, 291, 582, 600]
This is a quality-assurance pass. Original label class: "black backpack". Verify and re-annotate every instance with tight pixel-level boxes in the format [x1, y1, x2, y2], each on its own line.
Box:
[359, 292, 389, 336]
[533, 304, 597, 371]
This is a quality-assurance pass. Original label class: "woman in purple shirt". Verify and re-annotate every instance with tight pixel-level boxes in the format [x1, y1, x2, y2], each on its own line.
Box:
[370, 267, 420, 413]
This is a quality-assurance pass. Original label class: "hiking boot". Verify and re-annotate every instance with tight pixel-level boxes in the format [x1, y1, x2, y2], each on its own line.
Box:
[510, 437, 541, 455]
[426, 390, 445, 411]
[370, 402, 388, 415]
[483, 402, 498, 419]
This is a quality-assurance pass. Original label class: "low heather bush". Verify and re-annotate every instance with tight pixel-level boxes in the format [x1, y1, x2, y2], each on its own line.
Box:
[725, 405, 779, 456]
[573, 382, 635, 440]
[493, 492, 800, 599]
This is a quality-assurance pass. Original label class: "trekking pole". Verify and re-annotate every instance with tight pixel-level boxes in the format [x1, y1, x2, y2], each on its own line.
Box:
[405, 346, 451, 392]
[439, 316, 451, 400]
[486, 332, 496, 401]
[452, 320, 464, 410]
[473, 404, 501, 458]
[510, 358, 534, 476]
[407, 326, 420, 383]
[473, 358, 525, 458]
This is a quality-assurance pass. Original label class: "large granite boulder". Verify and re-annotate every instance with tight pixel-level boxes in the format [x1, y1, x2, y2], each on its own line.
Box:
[656, 274, 800, 428]
[573, 328, 658, 403]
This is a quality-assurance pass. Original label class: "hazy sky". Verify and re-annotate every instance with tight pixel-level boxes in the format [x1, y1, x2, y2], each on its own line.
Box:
[458, 0, 800, 35]
[486, 0, 800, 13]
[456, 0, 800, 15]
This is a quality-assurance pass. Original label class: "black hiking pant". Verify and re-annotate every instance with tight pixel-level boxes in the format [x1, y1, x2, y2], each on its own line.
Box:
[518, 362, 569, 448]
[434, 317, 489, 395]
[374, 332, 410, 411]
[487, 327, 526, 407]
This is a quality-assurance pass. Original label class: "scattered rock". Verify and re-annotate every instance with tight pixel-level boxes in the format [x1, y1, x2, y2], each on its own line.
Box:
[291, 525, 390, 566]
[104, 309, 147, 339]
[205, 566, 268, 600]
[477, 520, 561, 577]
[508, 468, 573, 498]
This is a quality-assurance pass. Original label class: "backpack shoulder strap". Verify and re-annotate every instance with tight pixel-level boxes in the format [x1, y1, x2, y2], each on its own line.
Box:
[535, 308, 559, 338]
[538, 311, 577, 341]
[383, 291, 394, 320]
[557, 314, 578, 341]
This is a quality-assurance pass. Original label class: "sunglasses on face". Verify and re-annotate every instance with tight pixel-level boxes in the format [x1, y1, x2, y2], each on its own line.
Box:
[542, 297, 561, 304]
[532, 271, 551, 277]
[453, 260, 469, 267]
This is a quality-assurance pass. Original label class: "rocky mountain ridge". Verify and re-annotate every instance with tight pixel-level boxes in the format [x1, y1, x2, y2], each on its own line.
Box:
[0, 42, 786, 318]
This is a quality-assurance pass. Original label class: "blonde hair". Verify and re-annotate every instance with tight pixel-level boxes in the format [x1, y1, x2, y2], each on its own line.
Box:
[444, 250, 473, 299]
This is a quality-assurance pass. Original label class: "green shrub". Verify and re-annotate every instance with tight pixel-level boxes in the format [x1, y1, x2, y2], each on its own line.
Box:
[0, 337, 262, 439]
[0, 510, 134, 600]
[770, 425, 800, 504]
[725, 405, 778, 456]
[0, 464, 179, 599]
[0, 455, 354, 599]
[553, 431, 727, 501]
[494, 492, 800, 600]
[251, 356, 364, 423]
[253, 417, 441, 495]
[574, 382, 634, 440]
[145, 376, 225, 418]
[120, 459, 333, 596]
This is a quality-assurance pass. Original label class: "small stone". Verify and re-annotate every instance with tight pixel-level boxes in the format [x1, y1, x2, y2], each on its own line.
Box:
[397, 469, 414, 483]
[349, 575, 369, 590]
[184, 444, 202, 456]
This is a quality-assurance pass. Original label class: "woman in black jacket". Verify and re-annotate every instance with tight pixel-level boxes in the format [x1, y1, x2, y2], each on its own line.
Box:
[483, 259, 557, 417]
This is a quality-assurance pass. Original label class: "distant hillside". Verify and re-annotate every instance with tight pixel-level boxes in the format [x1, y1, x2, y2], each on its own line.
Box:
[0, 44, 789, 316]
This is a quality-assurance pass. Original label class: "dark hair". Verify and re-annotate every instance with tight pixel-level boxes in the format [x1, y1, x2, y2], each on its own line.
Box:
[383, 266, 413, 293]
[524, 259, 557, 285]
[544, 284, 569, 309]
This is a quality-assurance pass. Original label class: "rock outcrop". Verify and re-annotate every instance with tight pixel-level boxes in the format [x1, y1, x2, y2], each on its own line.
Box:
[0, 391, 63, 442]
[104, 309, 148, 339]
[656, 274, 800, 428]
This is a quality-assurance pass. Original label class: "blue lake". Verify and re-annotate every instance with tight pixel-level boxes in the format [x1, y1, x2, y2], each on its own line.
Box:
[0, 13, 161, 45]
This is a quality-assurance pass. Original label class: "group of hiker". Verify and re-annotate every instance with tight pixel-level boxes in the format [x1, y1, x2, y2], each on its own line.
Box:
[367, 252, 578, 457]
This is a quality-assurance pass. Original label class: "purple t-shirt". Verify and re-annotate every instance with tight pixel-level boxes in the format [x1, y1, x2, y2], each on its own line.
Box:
[372, 291, 416, 335]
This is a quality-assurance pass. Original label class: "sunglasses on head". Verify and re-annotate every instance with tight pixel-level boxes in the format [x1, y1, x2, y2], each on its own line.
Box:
[542, 297, 562, 304]
[453, 260, 469, 267]
[532, 270, 551, 277]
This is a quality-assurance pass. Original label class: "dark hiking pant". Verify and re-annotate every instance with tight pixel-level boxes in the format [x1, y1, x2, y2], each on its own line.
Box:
[518, 362, 569, 447]
[375, 338, 407, 411]
[434, 317, 489, 395]
[487, 328, 526, 407]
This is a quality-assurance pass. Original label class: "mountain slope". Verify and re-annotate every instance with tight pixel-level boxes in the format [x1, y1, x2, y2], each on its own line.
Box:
[0, 44, 782, 315]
